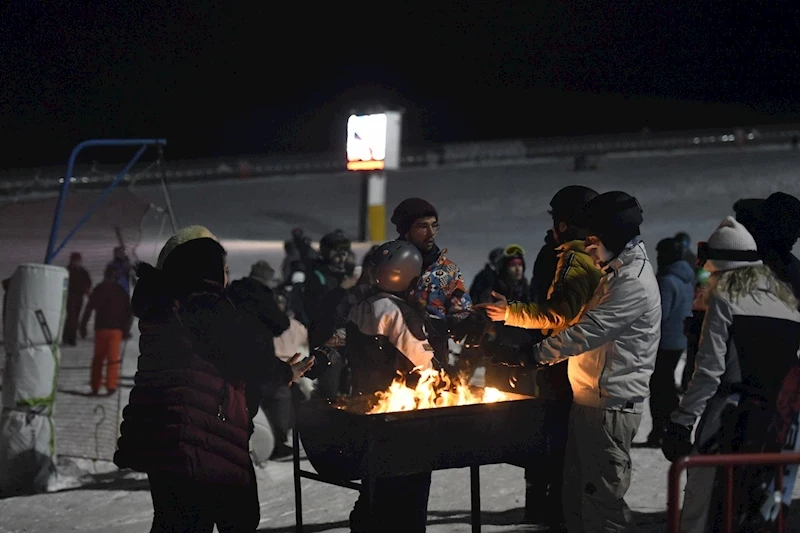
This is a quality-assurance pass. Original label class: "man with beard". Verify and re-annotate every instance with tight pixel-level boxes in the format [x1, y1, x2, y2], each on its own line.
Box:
[390, 198, 472, 366]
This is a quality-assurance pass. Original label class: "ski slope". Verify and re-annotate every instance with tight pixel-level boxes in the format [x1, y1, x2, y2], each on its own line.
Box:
[132, 146, 800, 282]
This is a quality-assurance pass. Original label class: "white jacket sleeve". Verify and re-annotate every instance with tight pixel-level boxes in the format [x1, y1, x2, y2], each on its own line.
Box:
[377, 305, 434, 370]
[534, 276, 648, 363]
[671, 294, 732, 428]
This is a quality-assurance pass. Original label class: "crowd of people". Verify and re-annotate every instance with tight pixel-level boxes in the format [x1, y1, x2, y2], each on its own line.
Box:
[32, 187, 800, 533]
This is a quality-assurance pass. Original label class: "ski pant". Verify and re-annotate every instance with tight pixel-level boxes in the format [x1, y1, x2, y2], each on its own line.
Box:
[648, 349, 684, 440]
[147, 462, 259, 533]
[349, 472, 432, 533]
[562, 404, 641, 533]
[679, 391, 740, 533]
[63, 298, 83, 345]
[91, 328, 122, 393]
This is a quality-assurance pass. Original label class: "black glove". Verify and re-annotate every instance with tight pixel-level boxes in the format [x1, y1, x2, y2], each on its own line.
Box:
[488, 342, 526, 367]
[449, 311, 490, 348]
[303, 345, 342, 381]
[661, 421, 693, 462]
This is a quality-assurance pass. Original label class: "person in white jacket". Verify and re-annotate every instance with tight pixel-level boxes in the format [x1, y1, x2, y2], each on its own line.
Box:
[662, 216, 800, 533]
[345, 240, 435, 533]
[531, 191, 661, 533]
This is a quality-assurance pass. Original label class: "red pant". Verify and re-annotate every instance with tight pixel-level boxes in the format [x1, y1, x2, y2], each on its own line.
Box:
[92, 329, 122, 393]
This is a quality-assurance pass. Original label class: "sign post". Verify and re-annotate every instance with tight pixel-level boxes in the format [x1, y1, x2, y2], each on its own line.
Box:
[346, 111, 402, 242]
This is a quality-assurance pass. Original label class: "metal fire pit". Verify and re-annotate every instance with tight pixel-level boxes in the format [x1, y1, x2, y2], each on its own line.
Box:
[292, 392, 551, 533]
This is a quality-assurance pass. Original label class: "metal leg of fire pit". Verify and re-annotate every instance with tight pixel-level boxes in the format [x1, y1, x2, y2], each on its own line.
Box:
[293, 422, 303, 533]
[470, 465, 481, 533]
[292, 399, 362, 533]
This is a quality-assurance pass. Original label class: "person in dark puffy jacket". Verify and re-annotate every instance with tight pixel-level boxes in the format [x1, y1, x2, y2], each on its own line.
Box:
[114, 227, 312, 533]
[645, 237, 695, 446]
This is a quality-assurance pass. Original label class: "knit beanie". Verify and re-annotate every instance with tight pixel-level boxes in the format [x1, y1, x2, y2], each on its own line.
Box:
[161, 237, 228, 287]
[391, 198, 438, 235]
[157, 225, 218, 269]
[249, 260, 275, 286]
[704, 216, 762, 272]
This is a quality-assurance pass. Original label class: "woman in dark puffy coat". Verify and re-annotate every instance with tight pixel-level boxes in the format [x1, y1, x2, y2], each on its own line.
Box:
[114, 229, 312, 533]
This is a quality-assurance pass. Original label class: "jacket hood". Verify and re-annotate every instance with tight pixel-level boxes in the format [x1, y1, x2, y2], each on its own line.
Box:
[132, 262, 226, 319]
[661, 259, 695, 283]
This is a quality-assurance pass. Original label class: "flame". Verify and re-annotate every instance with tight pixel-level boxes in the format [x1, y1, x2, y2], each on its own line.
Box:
[366, 367, 509, 414]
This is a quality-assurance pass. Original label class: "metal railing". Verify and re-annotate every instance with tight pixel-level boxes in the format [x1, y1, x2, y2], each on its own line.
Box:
[667, 452, 800, 533]
[2, 123, 800, 196]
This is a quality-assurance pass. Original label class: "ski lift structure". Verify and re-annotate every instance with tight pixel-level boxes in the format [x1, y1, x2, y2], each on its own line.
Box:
[44, 138, 177, 265]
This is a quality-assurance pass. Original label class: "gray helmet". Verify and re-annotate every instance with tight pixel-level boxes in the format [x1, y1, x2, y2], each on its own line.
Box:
[369, 240, 423, 293]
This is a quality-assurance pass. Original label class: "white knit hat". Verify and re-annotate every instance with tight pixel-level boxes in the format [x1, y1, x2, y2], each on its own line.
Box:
[704, 216, 762, 272]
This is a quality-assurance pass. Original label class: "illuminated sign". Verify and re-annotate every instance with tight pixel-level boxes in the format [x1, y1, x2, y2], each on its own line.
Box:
[346, 112, 401, 171]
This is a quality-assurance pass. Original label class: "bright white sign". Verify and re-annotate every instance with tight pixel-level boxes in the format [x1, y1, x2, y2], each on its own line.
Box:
[346, 112, 401, 171]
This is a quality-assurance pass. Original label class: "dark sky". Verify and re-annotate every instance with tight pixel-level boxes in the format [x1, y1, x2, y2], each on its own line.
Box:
[2, 1, 800, 169]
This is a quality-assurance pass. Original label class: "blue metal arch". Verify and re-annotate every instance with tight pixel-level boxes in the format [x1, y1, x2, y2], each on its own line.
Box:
[44, 139, 167, 264]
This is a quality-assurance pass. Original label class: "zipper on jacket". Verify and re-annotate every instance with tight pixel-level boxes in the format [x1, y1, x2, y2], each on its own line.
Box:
[217, 382, 228, 422]
[598, 359, 606, 398]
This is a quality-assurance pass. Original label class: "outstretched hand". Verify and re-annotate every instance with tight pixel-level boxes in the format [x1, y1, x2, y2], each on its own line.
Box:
[287, 353, 314, 384]
[472, 291, 509, 322]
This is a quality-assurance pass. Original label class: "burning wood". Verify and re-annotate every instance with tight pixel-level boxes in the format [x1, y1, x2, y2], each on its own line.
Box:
[366, 367, 509, 414]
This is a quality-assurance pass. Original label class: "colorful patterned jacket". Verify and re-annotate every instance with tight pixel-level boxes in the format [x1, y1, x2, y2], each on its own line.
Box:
[412, 248, 472, 322]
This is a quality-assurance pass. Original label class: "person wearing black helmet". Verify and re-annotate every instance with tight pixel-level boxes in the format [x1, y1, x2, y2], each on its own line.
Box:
[346, 240, 435, 533]
[303, 229, 357, 397]
[475, 184, 603, 529]
[528, 191, 661, 533]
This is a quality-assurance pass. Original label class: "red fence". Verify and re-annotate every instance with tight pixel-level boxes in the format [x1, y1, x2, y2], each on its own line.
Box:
[668, 452, 800, 533]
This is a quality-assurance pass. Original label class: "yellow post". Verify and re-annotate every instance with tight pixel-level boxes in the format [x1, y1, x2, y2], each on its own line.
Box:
[367, 172, 386, 242]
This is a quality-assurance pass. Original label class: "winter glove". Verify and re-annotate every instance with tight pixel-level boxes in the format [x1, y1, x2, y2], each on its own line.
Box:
[303, 345, 341, 381]
[661, 421, 693, 462]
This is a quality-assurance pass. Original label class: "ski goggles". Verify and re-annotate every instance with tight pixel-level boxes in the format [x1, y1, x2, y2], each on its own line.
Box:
[504, 244, 525, 258]
[696, 241, 759, 268]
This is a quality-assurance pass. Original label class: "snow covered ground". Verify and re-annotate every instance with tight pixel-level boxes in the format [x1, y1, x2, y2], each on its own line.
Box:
[3, 145, 800, 532]
[129, 146, 800, 284]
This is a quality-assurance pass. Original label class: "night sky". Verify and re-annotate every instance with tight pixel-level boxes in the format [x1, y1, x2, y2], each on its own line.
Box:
[2, 1, 799, 169]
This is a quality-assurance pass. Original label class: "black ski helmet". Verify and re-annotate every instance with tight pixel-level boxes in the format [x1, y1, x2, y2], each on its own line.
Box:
[369, 240, 423, 293]
[580, 191, 644, 254]
[549, 185, 599, 225]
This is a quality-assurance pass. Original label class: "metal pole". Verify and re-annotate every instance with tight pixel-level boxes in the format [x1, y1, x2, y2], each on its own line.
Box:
[470, 465, 481, 533]
[157, 146, 179, 233]
[45, 139, 166, 264]
[45, 143, 83, 264]
[366, 171, 386, 242]
[358, 172, 368, 241]
[49, 144, 149, 262]
[667, 458, 687, 533]
[293, 402, 303, 533]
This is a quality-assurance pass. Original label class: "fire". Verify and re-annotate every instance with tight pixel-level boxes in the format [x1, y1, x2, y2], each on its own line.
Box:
[366, 367, 509, 414]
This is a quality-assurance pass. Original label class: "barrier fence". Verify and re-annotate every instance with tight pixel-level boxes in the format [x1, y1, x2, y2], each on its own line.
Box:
[667, 452, 800, 533]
